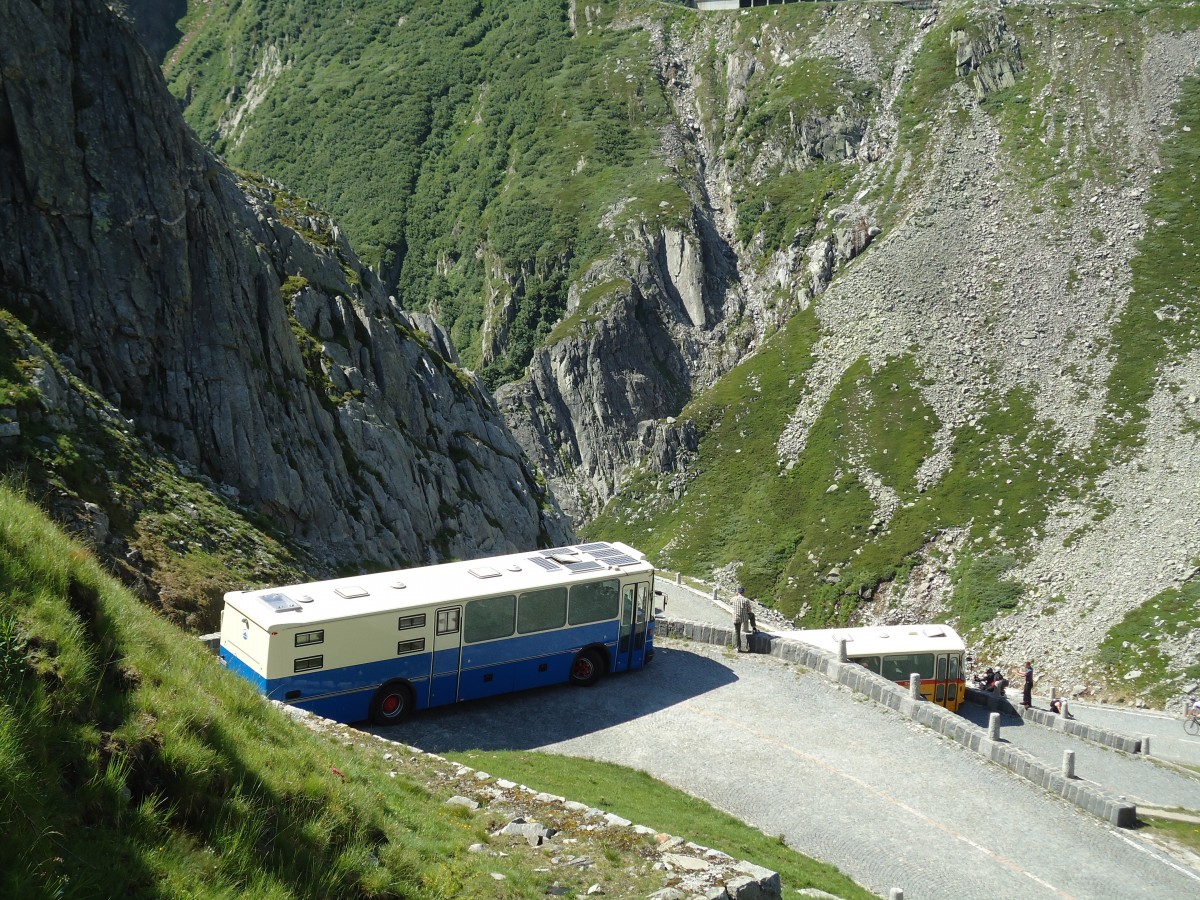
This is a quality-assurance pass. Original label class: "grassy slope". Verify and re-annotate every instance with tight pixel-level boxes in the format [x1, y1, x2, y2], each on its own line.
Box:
[0, 482, 496, 898]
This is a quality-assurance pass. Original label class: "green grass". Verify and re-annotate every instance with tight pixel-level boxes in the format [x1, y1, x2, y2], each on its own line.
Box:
[0, 483, 493, 897]
[1093, 578, 1200, 706]
[446, 750, 875, 900]
[588, 298, 1073, 626]
[1093, 76, 1200, 456]
[1137, 813, 1200, 857]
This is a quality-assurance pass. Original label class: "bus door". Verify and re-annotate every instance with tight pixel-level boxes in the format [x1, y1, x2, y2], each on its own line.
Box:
[934, 654, 949, 708]
[614, 585, 636, 673]
[615, 582, 651, 672]
[629, 582, 650, 669]
[428, 606, 462, 708]
[947, 654, 961, 711]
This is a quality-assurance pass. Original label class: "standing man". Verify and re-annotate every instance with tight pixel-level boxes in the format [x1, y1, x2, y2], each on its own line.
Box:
[733, 587, 756, 652]
[1022, 661, 1034, 709]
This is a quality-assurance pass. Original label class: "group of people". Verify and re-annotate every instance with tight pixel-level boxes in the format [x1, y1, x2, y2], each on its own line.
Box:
[976, 661, 1072, 717]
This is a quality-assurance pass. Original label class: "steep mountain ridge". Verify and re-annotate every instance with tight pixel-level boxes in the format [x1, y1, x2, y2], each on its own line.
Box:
[0, 0, 570, 627]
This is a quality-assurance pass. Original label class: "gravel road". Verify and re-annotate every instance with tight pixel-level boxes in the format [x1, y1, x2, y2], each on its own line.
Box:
[369, 637, 1200, 899]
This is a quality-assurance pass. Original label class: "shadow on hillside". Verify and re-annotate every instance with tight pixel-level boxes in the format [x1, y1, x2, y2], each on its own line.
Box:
[365, 644, 736, 752]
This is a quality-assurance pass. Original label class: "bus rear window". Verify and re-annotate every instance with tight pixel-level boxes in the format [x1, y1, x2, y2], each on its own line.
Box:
[464, 594, 516, 643]
[518, 587, 567, 634]
[568, 579, 620, 625]
[882, 653, 936, 681]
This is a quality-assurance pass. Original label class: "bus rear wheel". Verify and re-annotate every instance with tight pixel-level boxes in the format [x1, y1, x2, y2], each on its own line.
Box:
[569, 650, 603, 687]
[369, 680, 413, 725]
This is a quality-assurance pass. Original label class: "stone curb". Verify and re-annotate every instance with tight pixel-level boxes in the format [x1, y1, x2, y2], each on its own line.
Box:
[659, 618, 1138, 828]
[964, 687, 1145, 754]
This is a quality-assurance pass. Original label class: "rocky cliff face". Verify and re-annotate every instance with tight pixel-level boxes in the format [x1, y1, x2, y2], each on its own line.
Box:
[493, 1, 1200, 700]
[0, 0, 570, 608]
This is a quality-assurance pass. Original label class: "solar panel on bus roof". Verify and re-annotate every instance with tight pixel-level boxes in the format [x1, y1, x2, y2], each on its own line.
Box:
[602, 554, 637, 566]
[588, 547, 623, 558]
[527, 556, 560, 571]
[564, 560, 604, 573]
[576, 542, 611, 552]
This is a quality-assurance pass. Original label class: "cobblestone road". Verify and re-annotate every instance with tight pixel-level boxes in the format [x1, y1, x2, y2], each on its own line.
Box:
[372, 638, 1200, 899]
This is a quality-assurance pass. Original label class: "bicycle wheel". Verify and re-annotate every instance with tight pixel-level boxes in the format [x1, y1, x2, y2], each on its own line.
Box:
[1185, 716, 1200, 736]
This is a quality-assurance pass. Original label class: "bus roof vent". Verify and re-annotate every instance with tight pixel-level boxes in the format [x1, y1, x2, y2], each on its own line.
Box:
[335, 585, 369, 599]
[922, 626, 947, 637]
[259, 592, 303, 613]
[390, 581, 406, 589]
[469, 566, 502, 579]
[297, 594, 315, 604]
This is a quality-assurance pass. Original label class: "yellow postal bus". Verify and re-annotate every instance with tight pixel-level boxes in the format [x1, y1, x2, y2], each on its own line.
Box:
[783, 624, 966, 711]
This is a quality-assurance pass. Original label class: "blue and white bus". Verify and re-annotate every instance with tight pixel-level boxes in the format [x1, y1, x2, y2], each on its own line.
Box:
[218, 541, 656, 724]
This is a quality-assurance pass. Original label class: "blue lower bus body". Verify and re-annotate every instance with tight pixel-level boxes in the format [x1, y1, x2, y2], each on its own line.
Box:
[220, 619, 655, 724]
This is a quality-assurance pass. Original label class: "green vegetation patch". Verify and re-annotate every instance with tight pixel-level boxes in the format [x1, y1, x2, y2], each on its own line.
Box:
[447, 749, 874, 900]
[735, 165, 853, 255]
[1094, 76, 1200, 456]
[1093, 578, 1200, 707]
[169, 0, 697, 386]
[590, 308, 1073, 629]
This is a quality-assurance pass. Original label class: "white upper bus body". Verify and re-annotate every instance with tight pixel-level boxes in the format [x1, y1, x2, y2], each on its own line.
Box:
[776, 623, 966, 660]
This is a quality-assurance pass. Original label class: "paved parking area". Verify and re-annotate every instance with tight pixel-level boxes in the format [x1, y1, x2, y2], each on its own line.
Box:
[371, 640, 1200, 899]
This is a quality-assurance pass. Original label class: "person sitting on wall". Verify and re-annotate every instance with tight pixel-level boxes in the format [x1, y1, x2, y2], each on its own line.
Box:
[1050, 697, 1073, 718]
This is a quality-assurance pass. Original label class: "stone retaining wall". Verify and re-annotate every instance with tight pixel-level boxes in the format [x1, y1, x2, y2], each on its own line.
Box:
[964, 687, 1145, 754]
[659, 619, 1138, 828]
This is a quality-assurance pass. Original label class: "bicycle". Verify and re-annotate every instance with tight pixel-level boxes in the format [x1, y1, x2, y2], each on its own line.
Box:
[1185, 697, 1200, 736]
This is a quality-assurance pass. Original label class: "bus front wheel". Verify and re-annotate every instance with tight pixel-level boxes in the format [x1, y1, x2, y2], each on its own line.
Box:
[369, 680, 413, 725]
[570, 650, 603, 687]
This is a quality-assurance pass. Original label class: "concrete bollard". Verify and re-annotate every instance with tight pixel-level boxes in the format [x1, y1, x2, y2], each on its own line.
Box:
[1063, 750, 1075, 778]
[1142, 736, 1151, 756]
[1050, 685, 1058, 701]
[988, 712, 1001, 741]
[909, 674, 921, 699]
[712, 587, 719, 603]
[675, 572, 682, 584]
[889, 889, 904, 900]
[838, 639, 849, 662]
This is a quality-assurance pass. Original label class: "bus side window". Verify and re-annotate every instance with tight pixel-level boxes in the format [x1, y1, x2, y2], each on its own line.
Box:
[881, 653, 935, 682]
[517, 587, 568, 634]
[568, 579, 620, 625]
[436, 607, 460, 634]
[464, 595, 516, 643]
[859, 656, 881, 675]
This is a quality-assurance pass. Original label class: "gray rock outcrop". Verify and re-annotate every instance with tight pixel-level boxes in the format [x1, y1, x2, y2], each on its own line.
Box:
[0, 0, 570, 570]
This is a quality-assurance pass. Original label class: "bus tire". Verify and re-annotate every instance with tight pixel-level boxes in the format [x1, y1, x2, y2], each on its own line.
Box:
[369, 680, 413, 725]
[569, 649, 603, 687]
